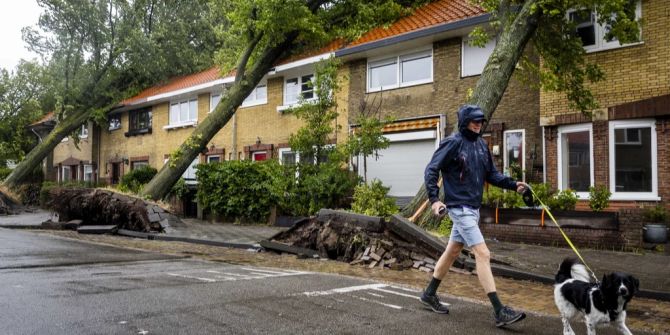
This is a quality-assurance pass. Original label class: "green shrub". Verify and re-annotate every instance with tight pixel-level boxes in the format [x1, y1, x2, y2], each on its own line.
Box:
[482, 186, 524, 208]
[40, 181, 58, 207]
[437, 215, 453, 237]
[280, 161, 359, 216]
[119, 166, 157, 194]
[197, 160, 286, 222]
[588, 185, 611, 212]
[642, 205, 668, 223]
[529, 182, 555, 206]
[549, 189, 579, 211]
[351, 179, 398, 218]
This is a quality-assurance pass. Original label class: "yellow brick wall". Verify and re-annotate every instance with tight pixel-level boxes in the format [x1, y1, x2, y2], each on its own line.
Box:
[540, 0, 670, 120]
[99, 66, 350, 181]
[53, 123, 94, 164]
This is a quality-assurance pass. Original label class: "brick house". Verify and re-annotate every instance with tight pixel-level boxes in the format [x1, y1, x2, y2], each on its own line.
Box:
[336, 0, 541, 201]
[29, 112, 97, 183]
[538, 0, 669, 248]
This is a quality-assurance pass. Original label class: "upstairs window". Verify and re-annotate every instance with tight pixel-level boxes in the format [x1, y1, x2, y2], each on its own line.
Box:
[108, 114, 121, 130]
[568, 1, 641, 53]
[285, 74, 314, 105]
[242, 82, 268, 107]
[126, 108, 152, 136]
[210, 93, 221, 113]
[169, 98, 197, 125]
[462, 37, 496, 77]
[367, 49, 432, 92]
[79, 124, 89, 139]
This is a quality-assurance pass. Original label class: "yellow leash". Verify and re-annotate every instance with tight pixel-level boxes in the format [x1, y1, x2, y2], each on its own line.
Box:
[529, 187, 599, 283]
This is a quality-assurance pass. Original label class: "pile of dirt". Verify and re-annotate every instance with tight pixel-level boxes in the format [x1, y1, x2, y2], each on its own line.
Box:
[48, 188, 165, 232]
[0, 190, 20, 215]
[270, 212, 440, 271]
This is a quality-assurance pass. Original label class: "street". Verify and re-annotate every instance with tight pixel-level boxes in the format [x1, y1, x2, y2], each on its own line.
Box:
[0, 229, 655, 335]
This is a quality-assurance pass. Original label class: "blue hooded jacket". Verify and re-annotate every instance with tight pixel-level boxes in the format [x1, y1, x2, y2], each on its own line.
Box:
[424, 105, 517, 207]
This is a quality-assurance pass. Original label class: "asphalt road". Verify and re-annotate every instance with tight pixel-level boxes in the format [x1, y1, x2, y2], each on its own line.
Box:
[0, 229, 653, 335]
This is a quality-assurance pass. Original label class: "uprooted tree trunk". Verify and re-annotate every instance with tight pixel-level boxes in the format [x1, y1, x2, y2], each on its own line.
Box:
[405, 1, 540, 227]
[48, 188, 156, 232]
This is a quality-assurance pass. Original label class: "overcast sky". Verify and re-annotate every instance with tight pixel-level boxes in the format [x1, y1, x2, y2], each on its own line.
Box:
[0, 0, 42, 71]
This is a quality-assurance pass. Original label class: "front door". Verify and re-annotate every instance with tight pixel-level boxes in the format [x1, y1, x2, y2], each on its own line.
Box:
[111, 163, 120, 185]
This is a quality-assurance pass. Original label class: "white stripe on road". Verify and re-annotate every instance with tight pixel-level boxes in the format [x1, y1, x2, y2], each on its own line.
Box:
[302, 283, 387, 296]
[167, 273, 216, 283]
[351, 295, 402, 310]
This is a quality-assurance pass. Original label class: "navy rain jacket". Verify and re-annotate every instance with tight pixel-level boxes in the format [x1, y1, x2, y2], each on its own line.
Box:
[424, 105, 517, 208]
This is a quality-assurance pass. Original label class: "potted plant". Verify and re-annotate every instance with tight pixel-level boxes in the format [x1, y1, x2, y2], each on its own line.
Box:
[642, 205, 669, 244]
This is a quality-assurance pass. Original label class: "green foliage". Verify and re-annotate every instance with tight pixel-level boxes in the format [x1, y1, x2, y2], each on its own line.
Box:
[119, 166, 158, 194]
[436, 215, 453, 237]
[529, 182, 554, 206]
[285, 59, 341, 166]
[507, 162, 523, 181]
[196, 160, 286, 222]
[470, 0, 641, 115]
[549, 189, 579, 211]
[280, 159, 359, 216]
[39, 181, 58, 207]
[642, 205, 668, 223]
[351, 179, 398, 218]
[168, 178, 189, 200]
[0, 167, 10, 181]
[482, 186, 524, 208]
[588, 185, 611, 212]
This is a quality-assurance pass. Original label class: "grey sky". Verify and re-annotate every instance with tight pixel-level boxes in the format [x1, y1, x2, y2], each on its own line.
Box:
[0, 0, 42, 71]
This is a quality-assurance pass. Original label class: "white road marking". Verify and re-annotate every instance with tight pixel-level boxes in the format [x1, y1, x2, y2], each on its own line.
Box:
[366, 292, 385, 298]
[301, 283, 387, 296]
[351, 295, 402, 310]
[168, 267, 308, 283]
[166, 273, 216, 283]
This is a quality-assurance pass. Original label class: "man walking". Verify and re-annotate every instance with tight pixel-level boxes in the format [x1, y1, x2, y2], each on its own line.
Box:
[420, 104, 528, 327]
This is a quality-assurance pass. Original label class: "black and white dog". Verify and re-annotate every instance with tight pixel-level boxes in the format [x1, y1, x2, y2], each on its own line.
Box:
[554, 258, 639, 335]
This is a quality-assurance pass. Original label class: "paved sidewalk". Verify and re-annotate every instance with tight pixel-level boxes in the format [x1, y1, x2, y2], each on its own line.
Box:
[167, 218, 286, 247]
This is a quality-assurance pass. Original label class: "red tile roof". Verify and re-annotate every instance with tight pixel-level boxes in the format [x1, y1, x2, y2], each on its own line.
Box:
[121, 67, 226, 105]
[349, 0, 485, 47]
[120, 0, 485, 107]
[30, 111, 55, 126]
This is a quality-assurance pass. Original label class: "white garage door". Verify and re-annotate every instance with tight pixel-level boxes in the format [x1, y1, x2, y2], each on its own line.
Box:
[362, 137, 436, 197]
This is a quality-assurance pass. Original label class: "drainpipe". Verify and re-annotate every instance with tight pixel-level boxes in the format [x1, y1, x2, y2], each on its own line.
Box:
[542, 126, 546, 183]
[231, 113, 238, 160]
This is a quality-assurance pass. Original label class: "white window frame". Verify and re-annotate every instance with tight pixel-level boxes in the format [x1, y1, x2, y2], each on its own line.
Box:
[461, 36, 497, 77]
[108, 114, 121, 131]
[61, 165, 71, 182]
[278, 148, 298, 165]
[83, 164, 93, 182]
[284, 74, 314, 105]
[567, 1, 642, 53]
[79, 124, 89, 139]
[183, 157, 199, 185]
[367, 48, 433, 92]
[608, 119, 658, 201]
[206, 155, 221, 163]
[503, 129, 526, 181]
[165, 97, 198, 129]
[131, 160, 149, 170]
[557, 123, 594, 198]
[210, 93, 221, 113]
[241, 81, 268, 108]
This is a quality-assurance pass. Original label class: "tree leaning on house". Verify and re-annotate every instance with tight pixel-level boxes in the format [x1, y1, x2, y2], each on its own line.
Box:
[140, 0, 431, 200]
[1, 0, 222, 191]
[401, 0, 641, 224]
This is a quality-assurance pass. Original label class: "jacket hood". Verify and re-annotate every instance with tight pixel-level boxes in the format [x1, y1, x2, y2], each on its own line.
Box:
[457, 105, 486, 132]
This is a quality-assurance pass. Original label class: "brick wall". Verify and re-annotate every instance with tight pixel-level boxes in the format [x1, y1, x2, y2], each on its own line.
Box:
[480, 223, 624, 249]
[346, 37, 541, 180]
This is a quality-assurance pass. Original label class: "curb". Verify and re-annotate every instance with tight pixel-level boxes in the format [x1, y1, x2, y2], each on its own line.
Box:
[117, 229, 262, 251]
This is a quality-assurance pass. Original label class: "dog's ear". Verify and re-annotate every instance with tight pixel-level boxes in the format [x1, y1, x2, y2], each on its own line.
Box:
[631, 276, 640, 294]
[601, 274, 613, 291]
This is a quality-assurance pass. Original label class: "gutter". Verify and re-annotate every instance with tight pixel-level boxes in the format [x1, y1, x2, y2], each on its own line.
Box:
[335, 13, 491, 57]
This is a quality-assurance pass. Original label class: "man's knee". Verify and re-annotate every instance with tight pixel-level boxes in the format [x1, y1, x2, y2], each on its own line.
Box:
[472, 244, 491, 261]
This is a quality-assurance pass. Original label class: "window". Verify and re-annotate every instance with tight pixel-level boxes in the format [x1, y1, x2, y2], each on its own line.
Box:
[367, 49, 433, 91]
[242, 82, 268, 107]
[108, 114, 121, 130]
[169, 98, 197, 125]
[210, 93, 221, 113]
[462, 37, 496, 77]
[284, 74, 314, 105]
[131, 161, 149, 170]
[183, 158, 199, 184]
[609, 120, 657, 200]
[79, 124, 89, 139]
[503, 130, 525, 180]
[128, 108, 152, 134]
[207, 155, 221, 163]
[279, 148, 297, 165]
[568, 1, 641, 53]
[557, 124, 593, 196]
[83, 165, 93, 182]
[62, 166, 71, 182]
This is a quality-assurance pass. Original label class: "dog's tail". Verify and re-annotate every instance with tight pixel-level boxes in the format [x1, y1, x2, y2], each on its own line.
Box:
[555, 257, 590, 283]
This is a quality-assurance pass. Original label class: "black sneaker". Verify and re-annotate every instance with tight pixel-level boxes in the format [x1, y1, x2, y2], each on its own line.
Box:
[494, 306, 526, 327]
[420, 292, 449, 314]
